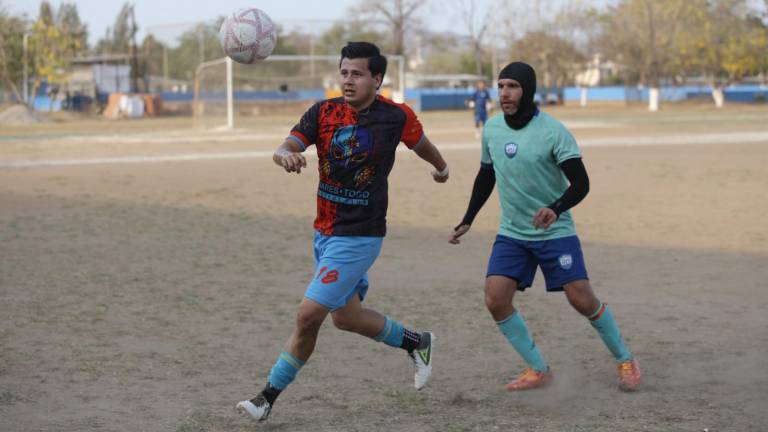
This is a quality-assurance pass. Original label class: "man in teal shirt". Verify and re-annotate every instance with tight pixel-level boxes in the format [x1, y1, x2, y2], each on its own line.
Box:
[450, 62, 641, 391]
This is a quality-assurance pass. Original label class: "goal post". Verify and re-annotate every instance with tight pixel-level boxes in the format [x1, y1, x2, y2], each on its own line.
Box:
[193, 54, 405, 130]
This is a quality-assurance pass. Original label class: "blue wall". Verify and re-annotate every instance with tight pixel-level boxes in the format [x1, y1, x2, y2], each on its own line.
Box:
[28, 85, 767, 112]
[563, 85, 768, 103]
[408, 85, 767, 110]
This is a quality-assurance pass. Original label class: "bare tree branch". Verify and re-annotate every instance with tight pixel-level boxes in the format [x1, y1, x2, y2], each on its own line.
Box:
[355, 0, 428, 55]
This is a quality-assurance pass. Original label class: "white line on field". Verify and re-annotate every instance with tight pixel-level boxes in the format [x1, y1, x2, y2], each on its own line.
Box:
[1, 131, 766, 168]
[0, 121, 614, 146]
[0, 151, 275, 168]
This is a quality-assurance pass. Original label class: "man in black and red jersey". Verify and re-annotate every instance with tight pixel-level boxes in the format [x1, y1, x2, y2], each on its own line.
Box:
[236, 42, 449, 423]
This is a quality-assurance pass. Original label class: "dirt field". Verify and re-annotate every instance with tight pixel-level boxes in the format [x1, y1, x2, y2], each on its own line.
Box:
[1, 104, 767, 431]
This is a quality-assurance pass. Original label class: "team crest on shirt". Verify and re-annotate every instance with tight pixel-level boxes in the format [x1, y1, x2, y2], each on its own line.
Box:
[558, 254, 573, 270]
[504, 142, 518, 158]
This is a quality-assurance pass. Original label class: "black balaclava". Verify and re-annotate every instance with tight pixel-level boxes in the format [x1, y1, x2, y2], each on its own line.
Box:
[498, 62, 537, 130]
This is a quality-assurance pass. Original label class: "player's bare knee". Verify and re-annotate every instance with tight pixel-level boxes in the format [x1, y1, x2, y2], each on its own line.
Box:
[485, 280, 514, 313]
[564, 281, 599, 316]
[484, 291, 511, 316]
[295, 309, 324, 334]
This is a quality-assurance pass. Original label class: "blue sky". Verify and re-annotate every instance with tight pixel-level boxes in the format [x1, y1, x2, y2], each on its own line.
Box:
[4, 0, 469, 45]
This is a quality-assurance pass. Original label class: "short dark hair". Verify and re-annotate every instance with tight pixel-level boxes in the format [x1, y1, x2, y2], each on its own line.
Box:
[340, 41, 387, 86]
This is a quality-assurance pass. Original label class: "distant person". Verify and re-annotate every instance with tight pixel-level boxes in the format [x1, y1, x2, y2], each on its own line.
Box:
[236, 41, 449, 423]
[449, 62, 641, 392]
[470, 80, 492, 138]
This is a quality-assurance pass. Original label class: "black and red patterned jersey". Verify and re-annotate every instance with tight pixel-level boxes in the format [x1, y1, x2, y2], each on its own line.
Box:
[288, 95, 425, 237]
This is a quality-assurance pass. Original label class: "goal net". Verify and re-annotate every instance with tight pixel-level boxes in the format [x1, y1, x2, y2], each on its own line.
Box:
[193, 54, 405, 130]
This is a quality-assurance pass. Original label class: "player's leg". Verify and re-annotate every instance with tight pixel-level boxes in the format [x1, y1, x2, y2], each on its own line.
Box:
[563, 279, 640, 390]
[562, 279, 640, 390]
[562, 279, 631, 359]
[486, 235, 552, 390]
[236, 232, 370, 422]
[331, 294, 434, 389]
[236, 297, 328, 422]
[484, 274, 516, 321]
[486, 275, 552, 390]
[537, 235, 640, 390]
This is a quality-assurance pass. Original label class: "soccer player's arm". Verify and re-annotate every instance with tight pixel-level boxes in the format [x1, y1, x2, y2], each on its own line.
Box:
[449, 131, 495, 244]
[533, 129, 588, 229]
[275, 103, 319, 173]
[401, 104, 448, 183]
[547, 158, 589, 216]
[549, 128, 589, 216]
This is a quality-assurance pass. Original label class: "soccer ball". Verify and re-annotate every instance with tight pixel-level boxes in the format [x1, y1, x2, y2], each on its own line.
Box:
[218, 8, 277, 64]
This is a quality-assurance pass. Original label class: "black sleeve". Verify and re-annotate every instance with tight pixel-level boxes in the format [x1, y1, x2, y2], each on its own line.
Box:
[457, 167, 496, 228]
[547, 157, 589, 217]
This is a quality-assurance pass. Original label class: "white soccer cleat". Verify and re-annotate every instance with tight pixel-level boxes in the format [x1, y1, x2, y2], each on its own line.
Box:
[235, 395, 272, 422]
[409, 331, 434, 390]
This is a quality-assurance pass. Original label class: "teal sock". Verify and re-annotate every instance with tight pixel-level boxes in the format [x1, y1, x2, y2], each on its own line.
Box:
[589, 303, 632, 362]
[496, 311, 548, 372]
[267, 351, 305, 390]
[373, 316, 404, 347]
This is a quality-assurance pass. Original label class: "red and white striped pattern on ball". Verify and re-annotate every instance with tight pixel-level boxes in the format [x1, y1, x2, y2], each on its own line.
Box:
[218, 8, 277, 64]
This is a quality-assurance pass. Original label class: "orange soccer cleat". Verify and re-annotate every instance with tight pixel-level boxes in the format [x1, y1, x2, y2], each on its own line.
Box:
[505, 367, 553, 391]
[617, 359, 641, 391]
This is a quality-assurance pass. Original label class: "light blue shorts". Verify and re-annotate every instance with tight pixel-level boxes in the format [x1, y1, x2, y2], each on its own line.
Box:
[304, 232, 383, 311]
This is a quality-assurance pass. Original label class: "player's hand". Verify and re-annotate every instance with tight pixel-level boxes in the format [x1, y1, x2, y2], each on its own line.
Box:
[431, 166, 449, 183]
[277, 151, 307, 173]
[449, 224, 470, 244]
[532, 207, 558, 230]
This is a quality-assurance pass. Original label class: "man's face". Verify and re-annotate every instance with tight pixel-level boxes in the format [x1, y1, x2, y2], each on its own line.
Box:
[478, 81, 486, 90]
[340, 57, 381, 108]
[498, 78, 523, 115]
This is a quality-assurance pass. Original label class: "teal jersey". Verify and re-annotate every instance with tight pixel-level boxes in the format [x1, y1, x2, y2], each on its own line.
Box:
[481, 110, 581, 240]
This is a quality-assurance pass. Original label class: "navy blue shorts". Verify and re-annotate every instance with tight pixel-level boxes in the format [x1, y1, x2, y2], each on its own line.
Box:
[486, 234, 589, 292]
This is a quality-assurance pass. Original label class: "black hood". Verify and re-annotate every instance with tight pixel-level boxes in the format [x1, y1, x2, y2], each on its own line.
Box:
[498, 62, 537, 130]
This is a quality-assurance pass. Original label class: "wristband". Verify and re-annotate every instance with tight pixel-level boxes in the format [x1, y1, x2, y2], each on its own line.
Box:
[435, 165, 449, 177]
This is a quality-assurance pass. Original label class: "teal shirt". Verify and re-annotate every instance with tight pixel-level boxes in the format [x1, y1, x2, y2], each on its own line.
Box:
[481, 110, 581, 240]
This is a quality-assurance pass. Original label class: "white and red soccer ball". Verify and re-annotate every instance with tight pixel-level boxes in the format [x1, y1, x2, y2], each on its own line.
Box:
[218, 8, 277, 64]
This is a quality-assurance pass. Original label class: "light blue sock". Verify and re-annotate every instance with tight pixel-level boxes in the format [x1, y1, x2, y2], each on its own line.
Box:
[589, 303, 632, 362]
[267, 351, 305, 390]
[373, 316, 405, 348]
[496, 311, 548, 372]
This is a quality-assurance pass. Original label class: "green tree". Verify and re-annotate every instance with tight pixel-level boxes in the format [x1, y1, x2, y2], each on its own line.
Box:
[56, 3, 88, 55]
[674, 0, 768, 106]
[167, 20, 222, 81]
[38, 1, 53, 26]
[28, 1, 84, 104]
[94, 2, 136, 54]
[592, 0, 694, 110]
[0, 4, 28, 102]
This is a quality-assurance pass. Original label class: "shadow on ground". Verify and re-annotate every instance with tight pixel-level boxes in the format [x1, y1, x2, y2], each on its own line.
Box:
[1, 192, 766, 432]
